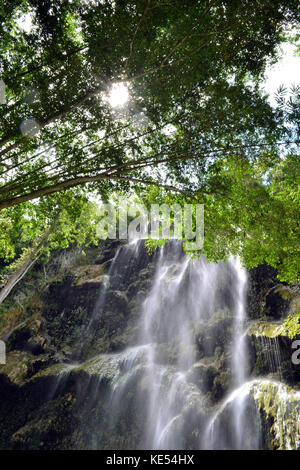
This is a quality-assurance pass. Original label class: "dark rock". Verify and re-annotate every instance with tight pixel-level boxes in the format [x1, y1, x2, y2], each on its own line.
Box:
[247, 264, 289, 320]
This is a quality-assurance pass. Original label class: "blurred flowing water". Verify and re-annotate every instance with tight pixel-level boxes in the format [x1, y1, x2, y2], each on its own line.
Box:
[202, 258, 262, 450]
[70, 241, 264, 449]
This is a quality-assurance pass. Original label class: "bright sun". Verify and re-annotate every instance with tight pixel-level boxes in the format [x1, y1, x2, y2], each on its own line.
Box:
[107, 83, 129, 107]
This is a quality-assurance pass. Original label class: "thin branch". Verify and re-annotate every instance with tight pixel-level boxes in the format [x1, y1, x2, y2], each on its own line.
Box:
[125, 0, 152, 72]
[4, 46, 89, 85]
[0, 138, 296, 200]
[0, 121, 168, 195]
[0, 25, 213, 156]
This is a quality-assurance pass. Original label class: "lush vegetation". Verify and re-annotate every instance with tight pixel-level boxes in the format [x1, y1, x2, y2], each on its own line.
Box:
[0, 0, 299, 289]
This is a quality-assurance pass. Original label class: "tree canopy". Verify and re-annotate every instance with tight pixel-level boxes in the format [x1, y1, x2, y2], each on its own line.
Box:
[0, 0, 299, 283]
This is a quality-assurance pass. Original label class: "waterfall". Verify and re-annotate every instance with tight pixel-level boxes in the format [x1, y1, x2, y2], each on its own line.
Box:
[137, 242, 211, 448]
[230, 258, 248, 387]
[203, 258, 262, 449]
[2, 240, 299, 450]
[72, 240, 263, 449]
[40, 239, 275, 449]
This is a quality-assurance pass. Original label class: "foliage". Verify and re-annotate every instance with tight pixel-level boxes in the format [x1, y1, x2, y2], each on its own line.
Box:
[283, 310, 300, 339]
[140, 146, 300, 283]
[0, 192, 101, 284]
[0, 0, 299, 282]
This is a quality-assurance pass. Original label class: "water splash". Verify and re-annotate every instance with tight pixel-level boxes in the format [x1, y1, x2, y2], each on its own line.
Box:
[203, 381, 262, 449]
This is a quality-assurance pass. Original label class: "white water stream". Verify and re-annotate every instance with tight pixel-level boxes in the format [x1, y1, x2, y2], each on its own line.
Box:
[82, 241, 260, 449]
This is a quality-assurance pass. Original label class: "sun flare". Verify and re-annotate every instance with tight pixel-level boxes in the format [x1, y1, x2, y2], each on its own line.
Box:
[107, 82, 129, 108]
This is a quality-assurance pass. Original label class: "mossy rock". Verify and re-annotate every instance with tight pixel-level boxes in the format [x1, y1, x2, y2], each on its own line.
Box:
[212, 371, 230, 401]
[282, 311, 300, 340]
[67, 264, 105, 287]
[0, 350, 34, 385]
[248, 313, 300, 340]
[186, 361, 218, 393]
[5, 313, 49, 355]
[196, 315, 233, 357]
[30, 362, 72, 380]
[250, 380, 300, 450]
[248, 321, 286, 339]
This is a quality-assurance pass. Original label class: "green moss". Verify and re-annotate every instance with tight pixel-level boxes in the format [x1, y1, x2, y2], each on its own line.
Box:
[30, 363, 70, 380]
[273, 286, 292, 301]
[282, 311, 300, 340]
[250, 381, 300, 450]
[248, 313, 300, 340]
[0, 351, 34, 385]
[68, 264, 104, 286]
[248, 321, 285, 338]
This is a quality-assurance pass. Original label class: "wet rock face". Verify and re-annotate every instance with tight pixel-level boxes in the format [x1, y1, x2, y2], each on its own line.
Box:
[0, 242, 299, 450]
[247, 264, 290, 320]
[2, 241, 159, 365]
[250, 381, 300, 450]
[249, 334, 296, 383]
[246, 264, 300, 388]
[0, 240, 159, 449]
[247, 322, 300, 387]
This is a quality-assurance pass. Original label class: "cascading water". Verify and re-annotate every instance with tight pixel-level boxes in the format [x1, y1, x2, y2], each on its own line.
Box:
[137, 243, 210, 449]
[231, 258, 248, 387]
[68, 240, 264, 450]
[28, 238, 297, 450]
[202, 258, 262, 450]
[2, 239, 299, 450]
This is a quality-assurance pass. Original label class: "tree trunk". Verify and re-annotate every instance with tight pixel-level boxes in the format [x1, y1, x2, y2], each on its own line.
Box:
[0, 226, 53, 305]
[0, 252, 41, 305]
